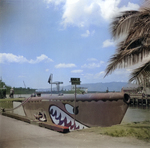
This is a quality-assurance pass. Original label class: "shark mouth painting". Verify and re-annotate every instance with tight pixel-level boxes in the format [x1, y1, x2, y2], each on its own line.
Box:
[49, 105, 88, 130]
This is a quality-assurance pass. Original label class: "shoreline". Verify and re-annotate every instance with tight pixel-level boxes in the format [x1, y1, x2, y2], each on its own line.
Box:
[0, 98, 150, 142]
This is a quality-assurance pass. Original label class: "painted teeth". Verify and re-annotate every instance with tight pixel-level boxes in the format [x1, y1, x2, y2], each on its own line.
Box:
[50, 106, 88, 130]
[61, 122, 65, 126]
[51, 115, 59, 124]
[56, 112, 59, 118]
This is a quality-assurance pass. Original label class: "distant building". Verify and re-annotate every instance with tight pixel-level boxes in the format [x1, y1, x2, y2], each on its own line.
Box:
[71, 86, 88, 93]
[122, 87, 143, 95]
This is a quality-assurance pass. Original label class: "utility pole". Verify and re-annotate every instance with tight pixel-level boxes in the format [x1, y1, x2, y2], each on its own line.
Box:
[70, 78, 81, 130]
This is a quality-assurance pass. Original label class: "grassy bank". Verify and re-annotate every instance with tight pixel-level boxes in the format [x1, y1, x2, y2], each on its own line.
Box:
[79, 121, 150, 141]
[0, 98, 24, 109]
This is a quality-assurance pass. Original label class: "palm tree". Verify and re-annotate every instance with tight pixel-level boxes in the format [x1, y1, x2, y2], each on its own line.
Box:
[105, 0, 150, 87]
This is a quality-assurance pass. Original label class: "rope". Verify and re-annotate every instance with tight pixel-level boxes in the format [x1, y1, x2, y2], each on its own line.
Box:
[1, 97, 31, 112]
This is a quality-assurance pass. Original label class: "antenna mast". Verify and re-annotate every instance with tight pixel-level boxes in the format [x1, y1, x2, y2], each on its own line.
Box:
[23, 81, 26, 88]
[48, 74, 63, 95]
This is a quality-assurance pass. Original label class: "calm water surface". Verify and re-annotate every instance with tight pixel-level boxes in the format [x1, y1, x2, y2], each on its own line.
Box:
[122, 106, 150, 123]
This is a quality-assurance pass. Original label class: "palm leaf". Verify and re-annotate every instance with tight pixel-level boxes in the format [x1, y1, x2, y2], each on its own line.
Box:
[140, 1, 150, 11]
[111, 11, 139, 38]
[104, 36, 150, 77]
[105, 1, 150, 82]
[129, 61, 150, 83]
[126, 11, 150, 43]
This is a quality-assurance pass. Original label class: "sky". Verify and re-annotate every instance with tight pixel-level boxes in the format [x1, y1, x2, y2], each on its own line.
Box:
[0, 0, 143, 89]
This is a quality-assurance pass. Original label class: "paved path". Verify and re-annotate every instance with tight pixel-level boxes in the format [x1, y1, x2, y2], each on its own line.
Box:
[0, 114, 150, 148]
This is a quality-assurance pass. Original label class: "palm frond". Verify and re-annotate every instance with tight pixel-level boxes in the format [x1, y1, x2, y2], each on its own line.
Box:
[126, 12, 150, 43]
[111, 11, 139, 38]
[129, 61, 150, 84]
[105, 36, 150, 77]
[105, 0, 150, 82]
[140, 1, 150, 11]
[120, 36, 150, 64]
[104, 53, 121, 77]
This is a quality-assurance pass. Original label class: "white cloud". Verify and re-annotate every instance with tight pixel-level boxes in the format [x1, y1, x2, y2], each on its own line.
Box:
[45, 69, 50, 72]
[0, 53, 28, 63]
[83, 69, 130, 82]
[119, 2, 140, 12]
[71, 69, 83, 73]
[87, 58, 98, 61]
[55, 63, 76, 68]
[99, 1, 139, 21]
[83, 71, 105, 80]
[28, 54, 53, 64]
[81, 30, 95, 37]
[44, 0, 65, 5]
[113, 69, 130, 75]
[81, 30, 90, 37]
[83, 73, 94, 80]
[81, 61, 104, 69]
[0, 53, 53, 64]
[18, 75, 26, 78]
[45, 0, 139, 28]
[103, 39, 114, 48]
[94, 71, 105, 79]
[106, 69, 130, 82]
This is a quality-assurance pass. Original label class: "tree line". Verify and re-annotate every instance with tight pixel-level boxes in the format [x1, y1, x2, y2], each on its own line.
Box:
[0, 80, 35, 98]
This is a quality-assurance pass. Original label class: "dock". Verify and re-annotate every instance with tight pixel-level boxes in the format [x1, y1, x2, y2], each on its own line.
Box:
[129, 94, 150, 106]
[2, 112, 69, 133]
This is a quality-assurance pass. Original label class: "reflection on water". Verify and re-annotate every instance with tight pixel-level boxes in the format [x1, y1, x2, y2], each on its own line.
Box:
[122, 106, 150, 123]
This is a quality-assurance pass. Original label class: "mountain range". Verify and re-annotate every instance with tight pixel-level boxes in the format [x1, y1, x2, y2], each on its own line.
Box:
[60, 82, 137, 92]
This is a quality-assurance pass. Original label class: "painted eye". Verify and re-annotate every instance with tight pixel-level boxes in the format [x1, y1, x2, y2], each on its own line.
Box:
[65, 104, 74, 114]
[65, 104, 79, 115]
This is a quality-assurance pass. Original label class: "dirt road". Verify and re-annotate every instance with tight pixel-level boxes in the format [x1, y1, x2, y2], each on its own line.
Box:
[0, 114, 150, 148]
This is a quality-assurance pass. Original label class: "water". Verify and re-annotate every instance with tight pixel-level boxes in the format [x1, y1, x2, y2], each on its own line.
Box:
[122, 106, 150, 123]
[6, 94, 31, 98]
